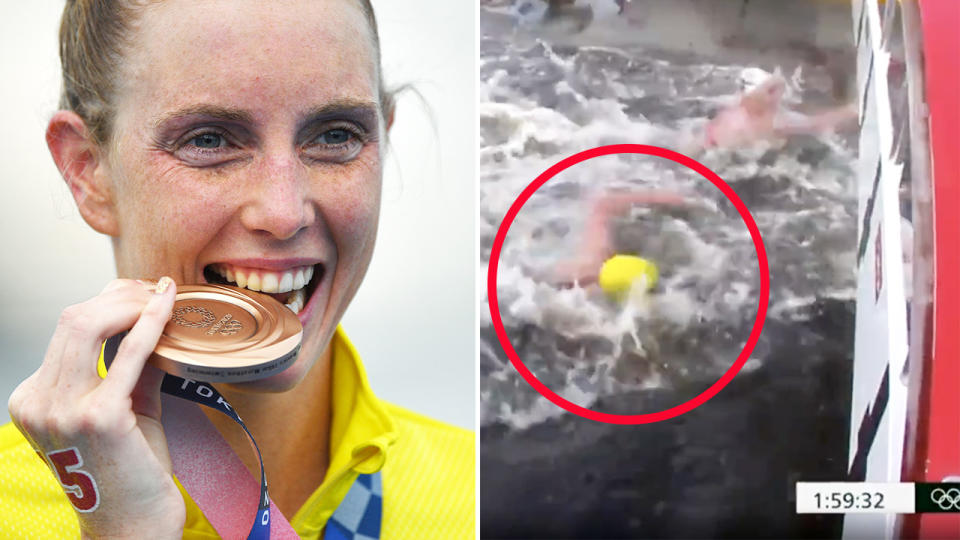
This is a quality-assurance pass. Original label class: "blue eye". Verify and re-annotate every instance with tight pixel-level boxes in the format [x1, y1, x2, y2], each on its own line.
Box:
[317, 129, 352, 145]
[173, 128, 240, 167]
[191, 133, 224, 149]
[302, 126, 364, 163]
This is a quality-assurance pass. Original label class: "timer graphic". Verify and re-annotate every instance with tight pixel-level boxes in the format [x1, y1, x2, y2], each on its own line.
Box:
[796, 482, 960, 514]
[812, 490, 885, 511]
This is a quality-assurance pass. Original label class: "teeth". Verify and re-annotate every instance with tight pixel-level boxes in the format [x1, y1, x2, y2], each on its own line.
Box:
[284, 287, 306, 314]
[235, 269, 247, 288]
[292, 269, 304, 291]
[246, 272, 261, 292]
[261, 273, 279, 293]
[278, 272, 293, 293]
[209, 264, 316, 308]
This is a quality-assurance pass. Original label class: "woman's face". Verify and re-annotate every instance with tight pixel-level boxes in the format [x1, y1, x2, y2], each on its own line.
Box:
[104, 0, 384, 390]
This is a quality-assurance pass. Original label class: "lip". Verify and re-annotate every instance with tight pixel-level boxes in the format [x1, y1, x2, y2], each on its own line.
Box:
[209, 258, 324, 271]
[294, 264, 326, 326]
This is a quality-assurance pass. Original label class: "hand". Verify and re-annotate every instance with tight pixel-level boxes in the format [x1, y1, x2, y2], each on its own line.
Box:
[8, 278, 185, 539]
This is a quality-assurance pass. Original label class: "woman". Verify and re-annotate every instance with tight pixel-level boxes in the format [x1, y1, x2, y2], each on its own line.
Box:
[0, 1, 473, 538]
[685, 72, 859, 154]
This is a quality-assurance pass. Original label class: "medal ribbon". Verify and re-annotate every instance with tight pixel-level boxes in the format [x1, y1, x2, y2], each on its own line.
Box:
[104, 333, 381, 539]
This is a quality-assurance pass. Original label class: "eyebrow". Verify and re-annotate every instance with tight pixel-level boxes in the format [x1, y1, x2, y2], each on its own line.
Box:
[154, 99, 381, 130]
[298, 99, 381, 131]
[154, 105, 255, 129]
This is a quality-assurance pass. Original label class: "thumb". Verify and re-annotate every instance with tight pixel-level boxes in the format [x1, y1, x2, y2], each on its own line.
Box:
[130, 364, 166, 422]
[131, 364, 174, 474]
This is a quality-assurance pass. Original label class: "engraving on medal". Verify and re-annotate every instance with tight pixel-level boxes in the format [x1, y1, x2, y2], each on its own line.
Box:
[207, 313, 243, 336]
[220, 318, 243, 335]
[153, 285, 301, 382]
[173, 305, 216, 328]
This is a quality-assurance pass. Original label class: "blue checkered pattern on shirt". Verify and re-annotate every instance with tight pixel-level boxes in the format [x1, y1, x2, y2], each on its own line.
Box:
[324, 472, 382, 540]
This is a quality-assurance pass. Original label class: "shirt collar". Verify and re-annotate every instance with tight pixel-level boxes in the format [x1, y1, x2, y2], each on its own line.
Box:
[290, 327, 398, 531]
[327, 327, 397, 477]
[326, 326, 398, 476]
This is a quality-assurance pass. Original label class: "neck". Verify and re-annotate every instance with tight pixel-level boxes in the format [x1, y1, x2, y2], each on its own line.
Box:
[202, 345, 333, 518]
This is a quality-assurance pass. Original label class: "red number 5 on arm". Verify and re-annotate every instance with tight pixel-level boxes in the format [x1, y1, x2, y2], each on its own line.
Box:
[46, 447, 101, 512]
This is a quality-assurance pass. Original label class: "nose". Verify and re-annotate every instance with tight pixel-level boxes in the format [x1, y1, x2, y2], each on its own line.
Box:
[239, 152, 315, 240]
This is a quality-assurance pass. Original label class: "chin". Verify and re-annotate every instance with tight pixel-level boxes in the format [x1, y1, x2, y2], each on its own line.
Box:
[221, 313, 339, 393]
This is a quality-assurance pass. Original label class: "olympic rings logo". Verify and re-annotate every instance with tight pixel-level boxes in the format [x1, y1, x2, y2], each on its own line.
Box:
[930, 488, 960, 511]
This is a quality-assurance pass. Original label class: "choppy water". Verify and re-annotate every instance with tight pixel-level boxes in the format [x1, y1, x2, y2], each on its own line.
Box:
[480, 4, 857, 538]
[480, 18, 857, 430]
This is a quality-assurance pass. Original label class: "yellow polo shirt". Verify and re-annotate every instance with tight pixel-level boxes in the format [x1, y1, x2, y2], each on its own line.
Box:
[0, 328, 475, 539]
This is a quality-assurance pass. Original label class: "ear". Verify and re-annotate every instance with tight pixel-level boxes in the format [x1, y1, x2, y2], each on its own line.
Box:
[385, 103, 395, 133]
[46, 111, 120, 236]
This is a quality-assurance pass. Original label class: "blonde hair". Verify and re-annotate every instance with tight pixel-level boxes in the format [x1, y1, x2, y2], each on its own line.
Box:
[58, 0, 393, 147]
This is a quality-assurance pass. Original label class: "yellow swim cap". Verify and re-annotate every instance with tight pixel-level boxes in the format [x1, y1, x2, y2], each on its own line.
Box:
[598, 255, 658, 301]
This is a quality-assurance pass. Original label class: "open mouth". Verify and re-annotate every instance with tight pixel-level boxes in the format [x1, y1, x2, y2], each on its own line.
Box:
[203, 263, 323, 315]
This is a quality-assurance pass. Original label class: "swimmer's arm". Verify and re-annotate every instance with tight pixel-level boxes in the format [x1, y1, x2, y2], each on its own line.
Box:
[774, 103, 859, 136]
[589, 190, 692, 219]
[554, 190, 691, 286]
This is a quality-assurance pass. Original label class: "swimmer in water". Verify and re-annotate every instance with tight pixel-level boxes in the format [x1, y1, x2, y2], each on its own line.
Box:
[545, 189, 691, 363]
[553, 189, 693, 292]
[681, 72, 859, 155]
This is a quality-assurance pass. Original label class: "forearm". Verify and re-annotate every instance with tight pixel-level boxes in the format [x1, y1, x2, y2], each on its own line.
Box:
[592, 190, 691, 215]
[776, 103, 859, 136]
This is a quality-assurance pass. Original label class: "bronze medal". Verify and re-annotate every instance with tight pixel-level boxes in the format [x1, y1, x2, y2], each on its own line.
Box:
[150, 284, 302, 382]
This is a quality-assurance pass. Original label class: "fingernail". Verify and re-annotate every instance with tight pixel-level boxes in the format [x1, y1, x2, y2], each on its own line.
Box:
[155, 276, 173, 295]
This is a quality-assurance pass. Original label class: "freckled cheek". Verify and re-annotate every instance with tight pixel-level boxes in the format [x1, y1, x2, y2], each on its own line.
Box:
[326, 185, 380, 248]
[165, 195, 235, 237]
[126, 170, 237, 253]
[317, 164, 382, 251]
